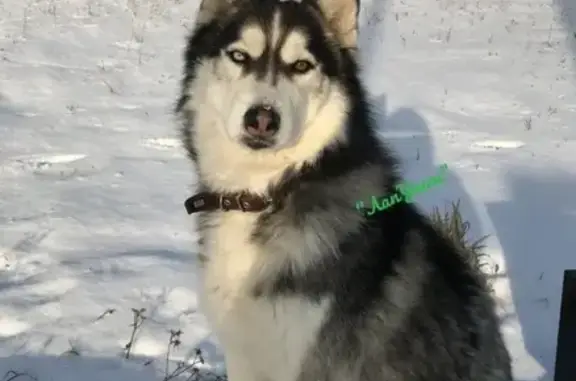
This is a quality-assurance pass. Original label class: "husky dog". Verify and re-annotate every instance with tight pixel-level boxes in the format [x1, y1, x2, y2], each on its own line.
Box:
[175, 0, 513, 380]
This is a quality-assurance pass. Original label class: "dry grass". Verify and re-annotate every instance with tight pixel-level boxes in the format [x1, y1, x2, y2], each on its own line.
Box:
[429, 200, 494, 276]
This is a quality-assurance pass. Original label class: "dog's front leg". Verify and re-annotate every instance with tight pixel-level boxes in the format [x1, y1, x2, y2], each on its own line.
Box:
[225, 351, 263, 381]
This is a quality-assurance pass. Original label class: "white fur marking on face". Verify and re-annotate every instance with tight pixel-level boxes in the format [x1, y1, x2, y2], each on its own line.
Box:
[232, 25, 266, 58]
[270, 11, 282, 49]
[186, 57, 349, 193]
[280, 31, 314, 64]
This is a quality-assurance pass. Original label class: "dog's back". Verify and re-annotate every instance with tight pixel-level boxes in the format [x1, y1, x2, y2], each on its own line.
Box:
[295, 203, 512, 381]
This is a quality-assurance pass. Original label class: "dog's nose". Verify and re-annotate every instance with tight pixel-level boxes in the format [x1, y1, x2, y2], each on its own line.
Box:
[243, 104, 280, 139]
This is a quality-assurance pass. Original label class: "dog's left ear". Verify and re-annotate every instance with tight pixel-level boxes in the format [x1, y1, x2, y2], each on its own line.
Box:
[315, 0, 359, 49]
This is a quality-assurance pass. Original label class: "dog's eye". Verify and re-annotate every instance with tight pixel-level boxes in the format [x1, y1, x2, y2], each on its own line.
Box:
[290, 59, 315, 74]
[226, 49, 250, 64]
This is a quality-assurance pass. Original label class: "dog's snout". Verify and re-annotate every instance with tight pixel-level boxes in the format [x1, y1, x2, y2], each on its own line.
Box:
[243, 104, 280, 139]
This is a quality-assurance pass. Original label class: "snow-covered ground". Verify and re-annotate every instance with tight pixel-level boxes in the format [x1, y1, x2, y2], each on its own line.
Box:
[0, 0, 574, 379]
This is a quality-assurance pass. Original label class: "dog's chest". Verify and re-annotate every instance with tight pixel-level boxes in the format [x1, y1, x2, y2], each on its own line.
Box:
[199, 213, 330, 381]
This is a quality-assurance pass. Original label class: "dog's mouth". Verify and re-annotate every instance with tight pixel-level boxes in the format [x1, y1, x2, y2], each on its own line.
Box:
[240, 135, 276, 150]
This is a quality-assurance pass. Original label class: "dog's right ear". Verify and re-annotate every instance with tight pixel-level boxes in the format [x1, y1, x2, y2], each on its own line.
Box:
[195, 0, 238, 25]
[314, 0, 360, 50]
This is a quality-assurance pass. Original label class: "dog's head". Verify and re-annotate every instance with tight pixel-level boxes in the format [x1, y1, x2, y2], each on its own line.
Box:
[177, 0, 362, 191]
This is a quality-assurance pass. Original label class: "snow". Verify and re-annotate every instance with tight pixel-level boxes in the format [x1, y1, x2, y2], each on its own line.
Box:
[0, 0, 574, 379]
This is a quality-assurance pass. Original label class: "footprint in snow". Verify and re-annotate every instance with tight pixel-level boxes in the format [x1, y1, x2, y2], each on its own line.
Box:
[471, 140, 525, 151]
[142, 137, 182, 152]
[2, 154, 101, 178]
[0, 317, 30, 338]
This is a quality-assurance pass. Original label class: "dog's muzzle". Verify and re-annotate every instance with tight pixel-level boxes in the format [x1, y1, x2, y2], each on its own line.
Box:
[241, 103, 280, 150]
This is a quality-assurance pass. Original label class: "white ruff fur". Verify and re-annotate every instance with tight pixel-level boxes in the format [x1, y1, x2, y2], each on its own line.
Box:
[184, 13, 353, 381]
[199, 211, 331, 381]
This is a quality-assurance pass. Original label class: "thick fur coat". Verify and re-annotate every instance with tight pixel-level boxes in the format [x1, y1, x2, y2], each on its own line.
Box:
[175, 0, 513, 380]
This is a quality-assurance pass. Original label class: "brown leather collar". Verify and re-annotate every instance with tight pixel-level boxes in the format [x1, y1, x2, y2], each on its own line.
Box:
[184, 192, 272, 214]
